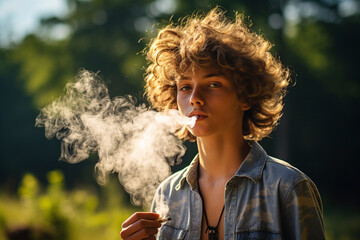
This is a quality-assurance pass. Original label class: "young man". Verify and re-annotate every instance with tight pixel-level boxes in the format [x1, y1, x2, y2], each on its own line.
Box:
[120, 7, 325, 240]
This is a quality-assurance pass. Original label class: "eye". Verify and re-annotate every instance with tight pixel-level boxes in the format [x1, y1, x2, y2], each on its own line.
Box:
[178, 85, 191, 92]
[209, 82, 221, 88]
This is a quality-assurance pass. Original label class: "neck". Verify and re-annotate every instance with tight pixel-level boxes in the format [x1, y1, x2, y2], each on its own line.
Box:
[197, 131, 250, 180]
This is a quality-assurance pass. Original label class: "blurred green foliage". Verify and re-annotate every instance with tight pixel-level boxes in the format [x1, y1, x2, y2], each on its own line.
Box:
[0, 170, 359, 239]
[0, 170, 139, 240]
[324, 207, 360, 240]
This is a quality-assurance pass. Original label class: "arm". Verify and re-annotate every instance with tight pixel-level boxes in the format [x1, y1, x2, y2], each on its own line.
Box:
[281, 179, 326, 240]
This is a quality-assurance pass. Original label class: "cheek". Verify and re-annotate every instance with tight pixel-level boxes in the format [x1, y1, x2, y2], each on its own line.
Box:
[215, 97, 242, 115]
[176, 94, 188, 114]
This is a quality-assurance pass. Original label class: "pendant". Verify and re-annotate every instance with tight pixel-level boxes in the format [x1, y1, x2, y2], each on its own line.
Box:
[207, 227, 218, 240]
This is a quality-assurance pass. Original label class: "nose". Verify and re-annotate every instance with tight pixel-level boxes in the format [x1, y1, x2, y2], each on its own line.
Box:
[190, 86, 205, 106]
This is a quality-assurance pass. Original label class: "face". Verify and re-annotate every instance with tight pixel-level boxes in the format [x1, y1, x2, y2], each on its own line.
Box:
[176, 66, 250, 138]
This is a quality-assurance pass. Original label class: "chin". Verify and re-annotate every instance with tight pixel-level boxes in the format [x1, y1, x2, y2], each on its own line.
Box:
[187, 126, 213, 138]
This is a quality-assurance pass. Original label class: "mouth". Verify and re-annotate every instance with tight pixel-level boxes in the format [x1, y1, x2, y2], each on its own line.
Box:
[195, 115, 208, 121]
[188, 111, 208, 121]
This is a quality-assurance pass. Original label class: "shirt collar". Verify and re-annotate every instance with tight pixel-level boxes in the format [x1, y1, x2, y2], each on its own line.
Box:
[175, 154, 199, 191]
[233, 141, 267, 183]
[175, 141, 268, 190]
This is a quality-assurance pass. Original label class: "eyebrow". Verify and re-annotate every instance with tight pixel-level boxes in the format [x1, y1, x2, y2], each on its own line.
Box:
[178, 71, 226, 81]
[204, 72, 225, 78]
[178, 76, 191, 81]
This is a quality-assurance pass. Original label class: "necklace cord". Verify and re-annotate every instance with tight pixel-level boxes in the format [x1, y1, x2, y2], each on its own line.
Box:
[197, 163, 225, 234]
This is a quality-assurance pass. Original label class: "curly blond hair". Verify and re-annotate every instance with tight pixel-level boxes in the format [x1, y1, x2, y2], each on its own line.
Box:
[144, 7, 290, 141]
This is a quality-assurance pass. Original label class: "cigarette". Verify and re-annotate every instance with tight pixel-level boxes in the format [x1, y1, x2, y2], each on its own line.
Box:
[158, 217, 171, 223]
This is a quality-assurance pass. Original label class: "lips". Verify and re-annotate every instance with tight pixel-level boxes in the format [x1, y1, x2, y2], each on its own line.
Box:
[188, 110, 208, 121]
[196, 115, 208, 121]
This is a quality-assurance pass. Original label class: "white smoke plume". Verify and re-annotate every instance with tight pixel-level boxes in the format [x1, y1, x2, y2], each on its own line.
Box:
[35, 70, 196, 208]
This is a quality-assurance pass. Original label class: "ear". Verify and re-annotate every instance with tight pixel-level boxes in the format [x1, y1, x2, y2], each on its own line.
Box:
[239, 99, 251, 111]
[240, 102, 251, 111]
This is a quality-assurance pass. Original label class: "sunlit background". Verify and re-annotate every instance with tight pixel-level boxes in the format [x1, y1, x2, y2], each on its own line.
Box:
[0, 0, 359, 239]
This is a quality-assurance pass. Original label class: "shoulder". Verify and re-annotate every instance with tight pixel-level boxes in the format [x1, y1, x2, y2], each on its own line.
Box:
[264, 156, 309, 182]
[263, 156, 321, 204]
[265, 159, 325, 238]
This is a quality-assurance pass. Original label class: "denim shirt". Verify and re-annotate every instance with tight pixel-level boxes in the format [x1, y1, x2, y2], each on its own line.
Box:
[151, 142, 325, 240]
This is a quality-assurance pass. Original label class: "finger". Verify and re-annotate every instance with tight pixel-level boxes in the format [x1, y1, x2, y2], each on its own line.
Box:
[143, 235, 156, 240]
[122, 227, 158, 240]
[122, 212, 160, 228]
[121, 219, 161, 239]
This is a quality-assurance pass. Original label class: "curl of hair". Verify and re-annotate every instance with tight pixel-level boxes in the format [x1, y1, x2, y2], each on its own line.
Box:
[144, 7, 290, 141]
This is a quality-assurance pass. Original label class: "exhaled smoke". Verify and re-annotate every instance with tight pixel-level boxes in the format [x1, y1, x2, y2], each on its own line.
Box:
[35, 70, 195, 208]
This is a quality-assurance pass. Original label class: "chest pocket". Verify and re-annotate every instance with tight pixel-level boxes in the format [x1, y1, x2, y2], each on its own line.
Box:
[158, 224, 188, 240]
[235, 231, 281, 240]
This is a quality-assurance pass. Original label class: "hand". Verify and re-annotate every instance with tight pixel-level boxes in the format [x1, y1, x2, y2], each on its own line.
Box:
[120, 212, 162, 240]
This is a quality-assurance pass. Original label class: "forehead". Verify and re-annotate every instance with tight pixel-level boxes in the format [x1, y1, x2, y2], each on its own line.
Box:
[177, 65, 230, 80]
